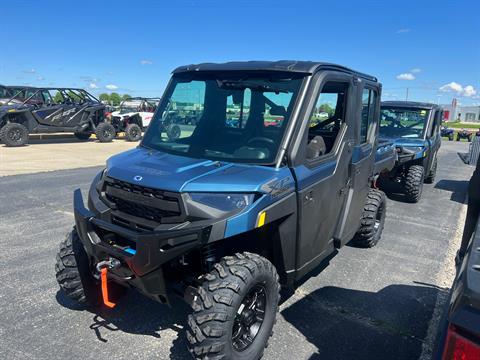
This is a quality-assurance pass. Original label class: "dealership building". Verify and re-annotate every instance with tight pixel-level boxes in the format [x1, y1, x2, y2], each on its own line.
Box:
[441, 103, 480, 123]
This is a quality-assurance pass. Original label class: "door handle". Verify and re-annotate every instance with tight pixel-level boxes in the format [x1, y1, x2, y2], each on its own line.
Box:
[304, 191, 314, 203]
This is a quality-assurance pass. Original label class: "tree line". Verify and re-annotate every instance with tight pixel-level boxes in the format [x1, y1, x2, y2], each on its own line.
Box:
[98, 93, 132, 106]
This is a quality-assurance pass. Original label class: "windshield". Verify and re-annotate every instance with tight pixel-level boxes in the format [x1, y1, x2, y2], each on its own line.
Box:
[380, 107, 430, 139]
[119, 106, 139, 114]
[141, 73, 304, 164]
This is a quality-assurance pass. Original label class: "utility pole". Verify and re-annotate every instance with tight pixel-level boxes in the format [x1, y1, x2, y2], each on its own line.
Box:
[405, 87, 409, 101]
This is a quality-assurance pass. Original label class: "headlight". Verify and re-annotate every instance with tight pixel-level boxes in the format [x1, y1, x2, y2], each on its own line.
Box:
[186, 193, 255, 219]
[404, 146, 424, 153]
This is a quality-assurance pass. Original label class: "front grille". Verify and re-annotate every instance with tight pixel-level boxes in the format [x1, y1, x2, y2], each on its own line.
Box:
[103, 177, 184, 227]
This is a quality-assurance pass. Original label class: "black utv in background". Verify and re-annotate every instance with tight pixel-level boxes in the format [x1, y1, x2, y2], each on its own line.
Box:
[378, 101, 442, 202]
[434, 158, 480, 359]
[0, 87, 115, 146]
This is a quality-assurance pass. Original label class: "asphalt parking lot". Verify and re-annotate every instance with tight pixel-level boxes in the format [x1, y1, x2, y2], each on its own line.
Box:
[0, 141, 474, 360]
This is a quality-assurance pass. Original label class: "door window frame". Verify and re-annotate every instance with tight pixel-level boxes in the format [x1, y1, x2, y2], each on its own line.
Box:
[287, 71, 354, 169]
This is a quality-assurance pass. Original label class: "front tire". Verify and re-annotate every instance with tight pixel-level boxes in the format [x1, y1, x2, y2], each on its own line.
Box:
[95, 122, 116, 142]
[125, 123, 142, 142]
[404, 165, 424, 203]
[55, 228, 101, 305]
[352, 189, 386, 248]
[187, 252, 280, 360]
[0, 122, 29, 147]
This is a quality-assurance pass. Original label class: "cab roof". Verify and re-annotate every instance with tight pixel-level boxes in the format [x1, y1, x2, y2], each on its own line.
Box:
[381, 101, 440, 110]
[173, 60, 377, 82]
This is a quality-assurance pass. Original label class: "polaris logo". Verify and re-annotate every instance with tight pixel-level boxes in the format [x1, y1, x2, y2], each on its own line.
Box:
[133, 175, 143, 181]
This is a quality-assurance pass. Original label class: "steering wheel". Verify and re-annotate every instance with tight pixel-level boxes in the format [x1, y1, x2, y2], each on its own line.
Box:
[247, 137, 274, 147]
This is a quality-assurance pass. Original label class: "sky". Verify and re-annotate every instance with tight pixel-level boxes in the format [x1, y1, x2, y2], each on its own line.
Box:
[1, 0, 479, 106]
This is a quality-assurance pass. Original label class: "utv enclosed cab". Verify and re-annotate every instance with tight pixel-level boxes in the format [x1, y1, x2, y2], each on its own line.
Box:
[379, 101, 442, 202]
[0, 87, 115, 146]
[56, 61, 393, 360]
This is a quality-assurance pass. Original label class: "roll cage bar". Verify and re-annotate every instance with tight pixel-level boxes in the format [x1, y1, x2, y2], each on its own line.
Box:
[5, 87, 101, 106]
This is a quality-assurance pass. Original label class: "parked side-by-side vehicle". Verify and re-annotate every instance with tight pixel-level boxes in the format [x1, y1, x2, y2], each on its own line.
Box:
[379, 101, 442, 202]
[55, 61, 396, 359]
[0, 87, 115, 146]
[109, 97, 160, 141]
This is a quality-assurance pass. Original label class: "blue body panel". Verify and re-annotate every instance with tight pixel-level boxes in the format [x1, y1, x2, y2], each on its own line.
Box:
[380, 136, 427, 160]
[106, 147, 296, 238]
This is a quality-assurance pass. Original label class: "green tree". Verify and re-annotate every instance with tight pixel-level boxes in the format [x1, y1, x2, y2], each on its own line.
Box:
[109, 92, 121, 106]
[99, 93, 110, 103]
[53, 91, 64, 104]
[122, 94, 132, 101]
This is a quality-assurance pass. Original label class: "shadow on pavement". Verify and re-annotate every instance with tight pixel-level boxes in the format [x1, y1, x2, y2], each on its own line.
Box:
[434, 179, 468, 204]
[282, 284, 445, 360]
[56, 289, 191, 359]
[377, 180, 411, 203]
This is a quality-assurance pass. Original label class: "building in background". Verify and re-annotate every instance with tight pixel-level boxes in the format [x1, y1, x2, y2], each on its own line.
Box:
[441, 99, 480, 123]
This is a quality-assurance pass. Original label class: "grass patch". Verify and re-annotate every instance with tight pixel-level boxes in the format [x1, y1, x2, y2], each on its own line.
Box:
[443, 122, 480, 129]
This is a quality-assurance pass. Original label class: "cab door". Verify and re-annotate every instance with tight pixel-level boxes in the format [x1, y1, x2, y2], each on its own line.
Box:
[337, 84, 380, 244]
[291, 72, 356, 279]
[32, 90, 69, 127]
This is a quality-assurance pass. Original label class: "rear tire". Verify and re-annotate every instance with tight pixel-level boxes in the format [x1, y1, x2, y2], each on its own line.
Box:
[74, 132, 91, 141]
[352, 189, 386, 248]
[404, 165, 424, 203]
[424, 158, 437, 184]
[448, 134, 453, 141]
[95, 122, 116, 142]
[125, 123, 142, 142]
[0, 122, 29, 147]
[187, 252, 280, 360]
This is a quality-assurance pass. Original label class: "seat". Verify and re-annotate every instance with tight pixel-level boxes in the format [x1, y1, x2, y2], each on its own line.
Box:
[306, 135, 327, 159]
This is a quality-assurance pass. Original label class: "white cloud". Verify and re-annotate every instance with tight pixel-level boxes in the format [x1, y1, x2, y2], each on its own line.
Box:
[23, 68, 36, 74]
[463, 85, 477, 97]
[396, 73, 415, 80]
[89, 83, 99, 89]
[410, 68, 421, 73]
[396, 28, 411, 34]
[140, 59, 153, 65]
[105, 84, 118, 90]
[439, 82, 477, 97]
[37, 76, 45, 81]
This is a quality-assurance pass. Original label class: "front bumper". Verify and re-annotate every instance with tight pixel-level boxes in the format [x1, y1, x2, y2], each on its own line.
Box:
[73, 189, 211, 302]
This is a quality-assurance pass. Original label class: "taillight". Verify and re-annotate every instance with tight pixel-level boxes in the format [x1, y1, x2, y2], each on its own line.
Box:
[443, 324, 480, 360]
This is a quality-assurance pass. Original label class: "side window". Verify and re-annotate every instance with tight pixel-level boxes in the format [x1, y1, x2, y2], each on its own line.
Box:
[431, 110, 442, 136]
[225, 88, 251, 129]
[263, 92, 292, 128]
[360, 88, 377, 143]
[306, 81, 348, 160]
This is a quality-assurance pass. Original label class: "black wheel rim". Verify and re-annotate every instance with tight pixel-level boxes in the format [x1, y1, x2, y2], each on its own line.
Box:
[232, 284, 266, 352]
[131, 127, 140, 139]
[8, 128, 22, 143]
[374, 202, 384, 233]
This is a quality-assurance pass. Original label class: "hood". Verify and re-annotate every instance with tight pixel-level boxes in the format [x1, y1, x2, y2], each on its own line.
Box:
[379, 136, 426, 148]
[106, 147, 288, 193]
